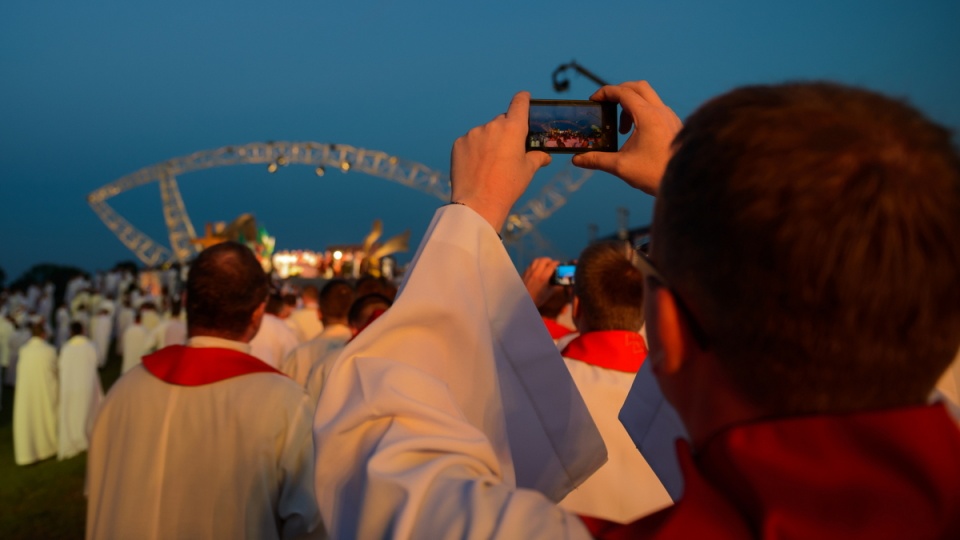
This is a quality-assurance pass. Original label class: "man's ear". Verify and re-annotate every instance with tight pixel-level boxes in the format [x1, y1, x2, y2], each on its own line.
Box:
[652, 287, 686, 376]
[244, 301, 267, 341]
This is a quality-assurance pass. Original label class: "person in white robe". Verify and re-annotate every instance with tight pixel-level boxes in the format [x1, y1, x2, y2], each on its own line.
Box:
[0, 315, 13, 376]
[280, 280, 354, 387]
[13, 324, 59, 465]
[287, 285, 324, 342]
[5, 321, 31, 387]
[302, 293, 392, 406]
[162, 309, 187, 347]
[55, 305, 71, 349]
[250, 294, 302, 369]
[312, 92, 621, 538]
[121, 312, 149, 374]
[139, 302, 161, 333]
[86, 241, 321, 539]
[114, 297, 135, 355]
[551, 241, 673, 523]
[37, 290, 54, 327]
[58, 322, 103, 459]
[90, 310, 113, 368]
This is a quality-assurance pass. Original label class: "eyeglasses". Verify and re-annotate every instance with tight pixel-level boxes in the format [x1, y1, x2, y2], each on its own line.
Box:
[633, 242, 711, 349]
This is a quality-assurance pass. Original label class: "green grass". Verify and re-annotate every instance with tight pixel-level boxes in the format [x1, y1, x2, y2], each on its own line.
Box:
[0, 341, 122, 539]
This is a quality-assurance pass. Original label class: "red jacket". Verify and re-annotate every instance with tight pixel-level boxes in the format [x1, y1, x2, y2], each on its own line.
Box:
[587, 404, 960, 539]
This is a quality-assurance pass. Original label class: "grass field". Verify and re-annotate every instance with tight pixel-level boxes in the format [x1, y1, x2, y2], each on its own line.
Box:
[0, 342, 122, 539]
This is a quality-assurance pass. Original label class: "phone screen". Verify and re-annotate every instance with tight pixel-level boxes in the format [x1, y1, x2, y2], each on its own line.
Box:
[552, 264, 576, 286]
[527, 100, 618, 154]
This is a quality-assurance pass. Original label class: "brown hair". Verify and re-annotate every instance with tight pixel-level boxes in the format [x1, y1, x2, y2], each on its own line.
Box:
[186, 242, 269, 339]
[573, 240, 645, 333]
[655, 82, 960, 413]
[320, 279, 355, 322]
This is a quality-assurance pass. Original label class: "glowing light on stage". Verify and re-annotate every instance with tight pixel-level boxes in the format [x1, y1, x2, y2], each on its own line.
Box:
[315, 166, 325, 177]
[333, 250, 343, 261]
[267, 162, 279, 173]
[340, 161, 351, 172]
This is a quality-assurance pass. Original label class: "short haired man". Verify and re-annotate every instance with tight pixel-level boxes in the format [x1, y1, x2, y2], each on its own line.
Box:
[87, 242, 321, 539]
[556, 241, 672, 525]
[301, 292, 394, 406]
[313, 83, 960, 538]
[281, 279, 354, 388]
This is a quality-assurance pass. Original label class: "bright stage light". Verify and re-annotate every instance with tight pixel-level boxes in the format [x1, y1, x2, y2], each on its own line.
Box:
[315, 166, 325, 177]
[267, 162, 279, 173]
[333, 250, 343, 261]
[340, 161, 351, 172]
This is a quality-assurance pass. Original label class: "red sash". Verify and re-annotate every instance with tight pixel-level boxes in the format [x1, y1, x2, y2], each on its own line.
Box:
[543, 317, 575, 339]
[561, 330, 647, 373]
[142, 345, 284, 386]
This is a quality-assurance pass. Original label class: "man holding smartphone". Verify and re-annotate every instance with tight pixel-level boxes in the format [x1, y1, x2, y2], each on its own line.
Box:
[313, 83, 960, 538]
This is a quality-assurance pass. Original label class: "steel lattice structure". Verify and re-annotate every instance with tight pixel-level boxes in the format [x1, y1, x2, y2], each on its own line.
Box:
[88, 141, 591, 267]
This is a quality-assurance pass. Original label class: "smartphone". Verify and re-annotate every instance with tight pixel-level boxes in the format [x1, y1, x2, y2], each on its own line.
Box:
[527, 99, 618, 154]
[551, 264, 576, 286]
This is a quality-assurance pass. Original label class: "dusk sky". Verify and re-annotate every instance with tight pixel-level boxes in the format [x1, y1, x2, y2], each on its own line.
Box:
[2, 1, 958, 282]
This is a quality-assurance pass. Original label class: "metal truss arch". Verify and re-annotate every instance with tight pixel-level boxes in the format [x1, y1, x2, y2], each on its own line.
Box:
[87, 142, 452, 267]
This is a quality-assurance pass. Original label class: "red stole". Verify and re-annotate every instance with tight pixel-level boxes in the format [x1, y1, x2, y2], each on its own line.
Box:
[543, 317, 575, 340]
[561, 330, 647, 373]
[586, 404, 960, 539]
[142, 345, 283, 386]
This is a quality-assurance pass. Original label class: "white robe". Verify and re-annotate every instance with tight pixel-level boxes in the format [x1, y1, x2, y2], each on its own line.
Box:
[287, 306, 324, 343]
[313, 205, 603, 538]
[163, 318, 187, 347]
[114, 306, 134, 354]
[250, 314, 301, 369]
[121, 324, 148, 374]
[558, 357, 673, 522]
[0, 316, 13, 369]
[91, 313, 113, 368]
[58, 335, 103, 459]
[55, 307, 71, 349]
[6, 328, 31, 386]
[304, 347, 345, 407]
[13, 337, 59, 465]
[86, 338, 321, 539]
[280, 324, 352, 389]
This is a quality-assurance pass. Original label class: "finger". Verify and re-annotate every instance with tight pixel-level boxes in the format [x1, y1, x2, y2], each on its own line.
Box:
[525, 150, 551, 171]
[619, 80, 665, 107]
[572, 151, 618, 172]
[591, 85, 652, 119]
[505, 91, 530, 121]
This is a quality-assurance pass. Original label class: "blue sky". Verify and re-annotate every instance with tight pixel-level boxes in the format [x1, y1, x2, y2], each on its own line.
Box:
[2, 1, 958, 281]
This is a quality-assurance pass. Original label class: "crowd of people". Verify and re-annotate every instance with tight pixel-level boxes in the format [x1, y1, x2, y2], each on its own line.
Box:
[3, 78, 960, 539]
[529, 128, 605, 149]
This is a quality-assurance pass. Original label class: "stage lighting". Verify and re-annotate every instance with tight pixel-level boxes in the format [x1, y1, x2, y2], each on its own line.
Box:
[267, 162, 279, 173]
[340, 161, 351, 172]
[315, 166, 325, 177]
